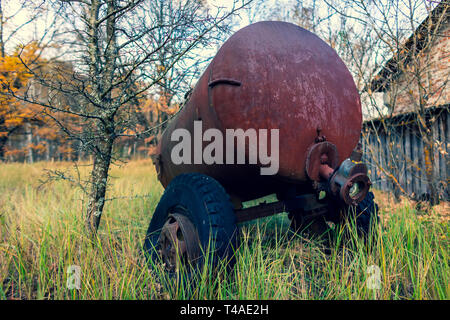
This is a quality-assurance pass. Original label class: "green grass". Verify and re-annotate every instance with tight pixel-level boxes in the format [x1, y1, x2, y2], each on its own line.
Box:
[0, 160, 448, 299]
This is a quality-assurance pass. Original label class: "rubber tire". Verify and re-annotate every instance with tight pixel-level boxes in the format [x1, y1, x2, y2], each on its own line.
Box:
[289, 191, 379, 241]
[143, 173, 239, 269]
[351, 191, 379, 238]
[289, 212, 330, 239]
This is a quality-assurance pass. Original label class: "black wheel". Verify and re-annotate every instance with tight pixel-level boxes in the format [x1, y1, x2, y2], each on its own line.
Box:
[289, 191, 379, 243]
[350, 191, 379, 238]
[289, 209, 330, 239]
[332, 191, 379, 245]
[143, 173, 239, 271]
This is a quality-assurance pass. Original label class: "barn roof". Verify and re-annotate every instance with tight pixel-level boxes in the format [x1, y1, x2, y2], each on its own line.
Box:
[368, 1, 449, 93]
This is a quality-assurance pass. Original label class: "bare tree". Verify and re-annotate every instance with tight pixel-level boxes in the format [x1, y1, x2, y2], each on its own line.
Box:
[7, 0, 250, 234]
[0, 0, 46, 57]
[324, 0, 448, 205]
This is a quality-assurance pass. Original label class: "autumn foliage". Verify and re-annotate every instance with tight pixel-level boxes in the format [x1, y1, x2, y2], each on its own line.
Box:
[0, 42, 180, 162]
[0, 43, 86, 161]
[0, 42, 44, 159]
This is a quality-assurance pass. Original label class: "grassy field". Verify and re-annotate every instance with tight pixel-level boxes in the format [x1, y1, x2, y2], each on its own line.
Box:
[0, 159, 448, 300]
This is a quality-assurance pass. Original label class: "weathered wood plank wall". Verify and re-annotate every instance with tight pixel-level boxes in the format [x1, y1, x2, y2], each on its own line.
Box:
[362, 108, 448, 200]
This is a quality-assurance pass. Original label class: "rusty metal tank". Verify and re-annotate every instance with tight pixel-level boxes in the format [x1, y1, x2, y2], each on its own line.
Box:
[154, 21, 362, 202]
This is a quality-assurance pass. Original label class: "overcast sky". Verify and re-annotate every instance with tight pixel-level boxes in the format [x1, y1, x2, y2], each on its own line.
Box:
[3, 0, 435, 52]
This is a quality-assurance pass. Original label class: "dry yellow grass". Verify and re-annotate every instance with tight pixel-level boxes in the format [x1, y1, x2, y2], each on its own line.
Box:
[0, 160, 448, 299]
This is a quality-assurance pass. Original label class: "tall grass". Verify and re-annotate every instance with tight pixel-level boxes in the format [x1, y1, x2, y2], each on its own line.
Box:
[0, 160, 448, 299]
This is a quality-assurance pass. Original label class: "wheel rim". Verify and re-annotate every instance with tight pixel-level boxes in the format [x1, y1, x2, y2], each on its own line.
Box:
[158, 213, 201, 271]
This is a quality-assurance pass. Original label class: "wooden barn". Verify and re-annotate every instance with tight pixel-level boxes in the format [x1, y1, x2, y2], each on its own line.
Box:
[362, 2, 449, 201]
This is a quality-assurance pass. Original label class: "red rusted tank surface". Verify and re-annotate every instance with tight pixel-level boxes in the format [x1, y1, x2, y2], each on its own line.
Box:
[154, 21, 362, 201]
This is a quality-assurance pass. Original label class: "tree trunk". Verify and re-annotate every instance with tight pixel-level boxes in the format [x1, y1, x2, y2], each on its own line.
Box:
[417, 112, 439, 206]
[45, 141, 50, 161]
[423, 139, 439, 206]
[25, 123, 33, 163]
[0, 135, 7, 160]
[85, 134, 114, 234]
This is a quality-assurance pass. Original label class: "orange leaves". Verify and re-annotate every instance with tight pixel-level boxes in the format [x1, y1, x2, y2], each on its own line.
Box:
[156, 93, 179, 115]
[56, 145, 74, 157]
[30, 142, 47, 155]
[4, 117, 24, 127]
[0, 42, 41, 93]
[0, 42, 66, 160]
[164, 103, 179, 116]
[36, 126, 60, 140]
[4, 148, 24, 158]
[0, 42, 43, 132]
[142, 92, 180, 116]
[144, 135, 156, 144]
